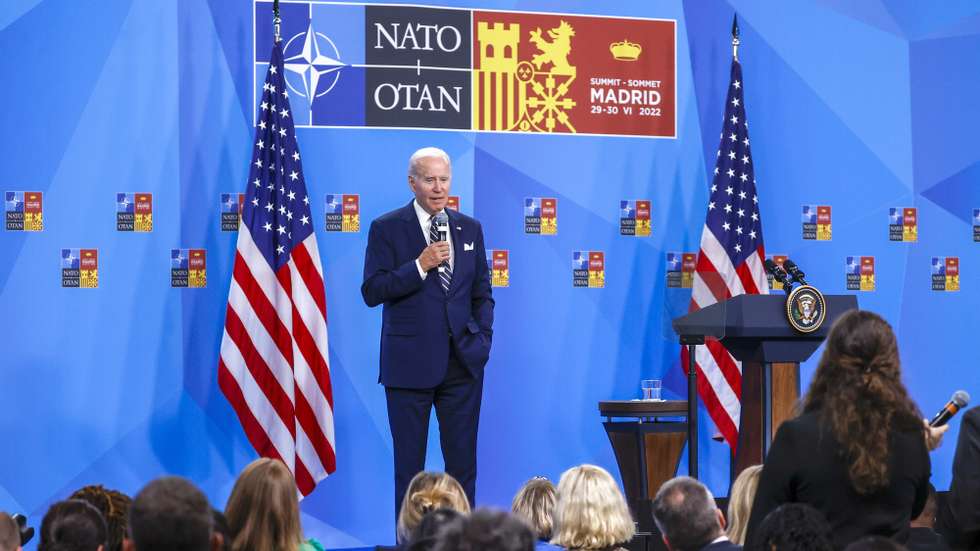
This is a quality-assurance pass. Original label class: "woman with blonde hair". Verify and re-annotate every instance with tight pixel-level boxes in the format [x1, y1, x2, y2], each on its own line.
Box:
[224, 458, 324, 551]
[512, 477, 560, 549]
[550, 465, 635, 550]
[725, 465, 762, 545]
[397, 471, 471, 543]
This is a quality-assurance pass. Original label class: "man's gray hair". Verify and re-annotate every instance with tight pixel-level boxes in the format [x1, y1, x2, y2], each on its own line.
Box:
[408, 147, 451, 177]
[651, 476, 721, 551]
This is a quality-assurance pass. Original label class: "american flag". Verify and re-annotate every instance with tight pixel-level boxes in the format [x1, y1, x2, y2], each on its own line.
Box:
[218, 39, 336, 495]
[683, 58, 768, 449]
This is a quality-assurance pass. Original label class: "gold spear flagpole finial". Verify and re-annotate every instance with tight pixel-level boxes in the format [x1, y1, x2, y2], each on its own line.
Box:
[732, 13, 740, 61]
[273, 0, 281, 43]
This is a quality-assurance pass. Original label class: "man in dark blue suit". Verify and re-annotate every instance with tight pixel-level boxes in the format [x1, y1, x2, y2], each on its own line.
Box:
[361, 147, 494, 514]
[653, 477, 742, 551]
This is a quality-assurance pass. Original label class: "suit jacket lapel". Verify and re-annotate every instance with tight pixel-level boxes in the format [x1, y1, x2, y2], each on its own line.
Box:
[400, 200, 427, 254]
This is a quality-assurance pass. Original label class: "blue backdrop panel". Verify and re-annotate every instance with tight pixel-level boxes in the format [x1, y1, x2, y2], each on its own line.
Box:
[2, 1, 980, 549]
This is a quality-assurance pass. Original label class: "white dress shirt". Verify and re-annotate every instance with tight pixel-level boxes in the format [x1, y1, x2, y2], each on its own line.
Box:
[413, 199, 455, 280]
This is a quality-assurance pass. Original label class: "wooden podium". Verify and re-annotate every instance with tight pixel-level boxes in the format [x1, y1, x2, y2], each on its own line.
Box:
[598, 400, 690, 533]
[672, 294, 858, 476]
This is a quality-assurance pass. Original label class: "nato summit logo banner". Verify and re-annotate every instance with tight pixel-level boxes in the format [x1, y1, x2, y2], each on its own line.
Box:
[525, 197, 557, 234]
[221, 193, 245, 231]
[666, 252, 696, 288]
[573, 251, 605, 288]
[620, 200, 651, 236]
[846, 256, 875, 292]
[888, 207, 916, 242]
[932, 257, 959, 292]
[5, 191, 43, 231]
[767, 254, 788, 291]
[61, 249, 98, 288]
[802, 205, 831, 240]
[325, 194, 360, 232]
[172, 249, 207, 288]
[254, 2, 675, 137]
[117, 193, 153, 232]
[486, 249, 509, 287]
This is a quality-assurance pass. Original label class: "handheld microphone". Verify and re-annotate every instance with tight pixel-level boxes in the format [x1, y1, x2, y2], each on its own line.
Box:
[783, 259, 809, 285]
[433, 211, 449, 242]
[930, 390, 971, 427]
[764, 259, 793, 292]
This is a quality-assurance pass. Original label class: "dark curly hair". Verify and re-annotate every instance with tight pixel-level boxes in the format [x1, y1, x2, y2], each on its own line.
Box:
[69, 485, 131, 551]
[802, 310, 923, 494]
[748, 503, 833, 551]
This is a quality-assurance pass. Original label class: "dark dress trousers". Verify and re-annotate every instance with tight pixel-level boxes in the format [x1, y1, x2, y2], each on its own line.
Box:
[362, 201, 494, 513]
[937, 406, 980, 550]
[745, 410, 930, 549]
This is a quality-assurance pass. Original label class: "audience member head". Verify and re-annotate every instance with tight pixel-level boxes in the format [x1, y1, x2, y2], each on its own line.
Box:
[0, 513, 20, 551]
[511, 477, 556, 541]
[750, 503, 833, 551]
[803, 310, 922, 494]
[432, 509, 534, 551]
[842, 536, 907, 551]
[397, 472, 471, 543]
[39, 499, 107, 551]
[910, 483, 938, 529]
[70, 485, 131, 551]
[125, 476, 215, 551]
[651, 476, 724, 551]
[210, 510, 230, 551]
[406, 508, 463, 551]
[551, 464, 635, 550]
[726, 465, 763, 545]
[224, 458, 303, 551]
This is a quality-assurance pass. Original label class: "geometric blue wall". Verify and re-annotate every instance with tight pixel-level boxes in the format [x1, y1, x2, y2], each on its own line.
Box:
[2, 1, 979, 548]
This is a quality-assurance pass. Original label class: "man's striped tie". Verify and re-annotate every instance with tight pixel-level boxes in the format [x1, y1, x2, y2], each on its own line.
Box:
[429, 214, 452, 293]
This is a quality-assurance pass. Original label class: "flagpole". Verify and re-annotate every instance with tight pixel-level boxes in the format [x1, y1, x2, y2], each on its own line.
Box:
[731, 14, 740, 61]
[273, 0, 281, 43]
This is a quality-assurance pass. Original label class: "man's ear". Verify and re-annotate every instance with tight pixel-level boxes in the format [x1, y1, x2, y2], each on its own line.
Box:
[716, 508, 727, 530]
[212, 532, 224, 551]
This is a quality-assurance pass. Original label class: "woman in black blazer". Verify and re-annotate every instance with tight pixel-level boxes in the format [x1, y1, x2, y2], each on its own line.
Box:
[745, 310, 945, 549]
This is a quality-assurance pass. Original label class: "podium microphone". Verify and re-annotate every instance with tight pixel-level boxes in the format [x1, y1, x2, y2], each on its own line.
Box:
[930, 390, 971, 427]
[783, 259, 809, 285]
[764, 259, 793, 293]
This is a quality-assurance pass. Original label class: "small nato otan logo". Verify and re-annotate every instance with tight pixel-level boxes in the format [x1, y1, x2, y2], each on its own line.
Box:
[324, 194, 359, 232]
[573, 250, 604, 288]
[172, 249, 207, 288]
[5, 191, 42, 231]
[620, 199, 651, 237]
[117, 192, 152, 232]
[221, 193, 244, 232]
[62, 248, 98, 288]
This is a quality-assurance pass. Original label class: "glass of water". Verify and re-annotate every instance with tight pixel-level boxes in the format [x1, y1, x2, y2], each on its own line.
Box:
[641, 379, 662, 401]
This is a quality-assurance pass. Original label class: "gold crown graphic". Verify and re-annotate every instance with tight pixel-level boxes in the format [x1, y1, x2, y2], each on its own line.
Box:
[610, 39, 641, 61]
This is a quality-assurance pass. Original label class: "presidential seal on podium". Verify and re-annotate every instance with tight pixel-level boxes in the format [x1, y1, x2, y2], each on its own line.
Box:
[786, 285, 827, 333]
